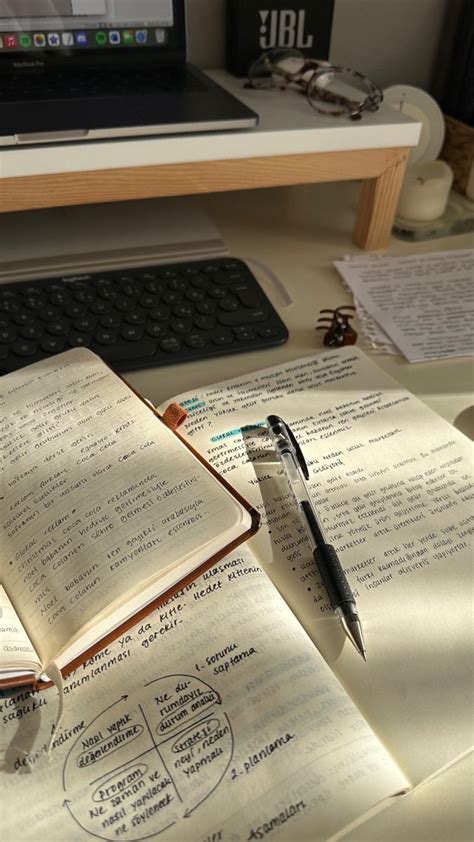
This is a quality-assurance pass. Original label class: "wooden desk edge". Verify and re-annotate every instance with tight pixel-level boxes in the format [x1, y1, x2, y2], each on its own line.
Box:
[0, 146, 409, 251]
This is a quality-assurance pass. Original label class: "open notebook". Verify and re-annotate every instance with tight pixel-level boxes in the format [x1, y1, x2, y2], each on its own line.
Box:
[0, 349, 258, 688]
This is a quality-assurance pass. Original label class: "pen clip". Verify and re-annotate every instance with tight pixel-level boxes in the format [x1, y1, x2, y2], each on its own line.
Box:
[266, 415, 310, 480]
[285, 423, 310, 480]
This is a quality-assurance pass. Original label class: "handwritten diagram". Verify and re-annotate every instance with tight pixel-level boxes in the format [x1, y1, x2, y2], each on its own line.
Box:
[63, 674, 233, 840]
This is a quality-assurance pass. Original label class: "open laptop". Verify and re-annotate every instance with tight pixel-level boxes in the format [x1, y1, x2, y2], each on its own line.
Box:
[0, 0, 258, 146]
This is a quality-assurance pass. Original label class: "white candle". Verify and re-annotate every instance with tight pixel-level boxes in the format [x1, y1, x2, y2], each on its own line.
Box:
[397, 160, 453, 222]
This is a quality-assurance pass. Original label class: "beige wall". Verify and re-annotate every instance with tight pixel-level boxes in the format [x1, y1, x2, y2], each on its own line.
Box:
[186, 0, 456, 93]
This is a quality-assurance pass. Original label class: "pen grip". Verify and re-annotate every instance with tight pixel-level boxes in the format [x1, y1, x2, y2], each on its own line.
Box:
[313, 544, 354, 609]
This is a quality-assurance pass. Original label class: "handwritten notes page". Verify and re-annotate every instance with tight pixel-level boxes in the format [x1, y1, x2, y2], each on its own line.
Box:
[1, 548, 409, 842]
[0, 585, 41, 679]
[162, 348, 474, 786]
[334, 249, 474, 362]
[0, 349, 248, 671]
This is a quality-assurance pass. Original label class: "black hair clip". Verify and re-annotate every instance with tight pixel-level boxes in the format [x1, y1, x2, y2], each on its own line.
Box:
[316, 306, 357, 347]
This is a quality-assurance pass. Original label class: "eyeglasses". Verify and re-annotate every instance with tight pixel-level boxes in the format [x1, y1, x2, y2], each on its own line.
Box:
[245, 49, 383, 121]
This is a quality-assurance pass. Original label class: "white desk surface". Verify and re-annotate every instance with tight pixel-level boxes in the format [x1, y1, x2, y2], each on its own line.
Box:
[0, 70, 420, 179]
[124, 183, 474, 842]
[2, 180, 473, 841]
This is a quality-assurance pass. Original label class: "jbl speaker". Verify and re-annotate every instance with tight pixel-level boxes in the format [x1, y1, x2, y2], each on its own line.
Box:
[226, 1, 335, 77]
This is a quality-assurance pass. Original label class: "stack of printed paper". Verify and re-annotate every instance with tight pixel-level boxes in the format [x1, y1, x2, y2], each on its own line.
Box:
[334, 249, 474, 362]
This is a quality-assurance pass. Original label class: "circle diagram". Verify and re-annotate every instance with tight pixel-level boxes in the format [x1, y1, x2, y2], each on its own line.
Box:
[63, 674, 233, 840]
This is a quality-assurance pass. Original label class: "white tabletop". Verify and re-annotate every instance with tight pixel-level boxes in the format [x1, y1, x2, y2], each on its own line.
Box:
[2, 180, 472, 841]
[121, 182, 474, 842]
[0, 69, 420, 179]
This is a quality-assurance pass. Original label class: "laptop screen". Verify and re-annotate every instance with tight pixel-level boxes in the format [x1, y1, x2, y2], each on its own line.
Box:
[0, 0, 179, 52]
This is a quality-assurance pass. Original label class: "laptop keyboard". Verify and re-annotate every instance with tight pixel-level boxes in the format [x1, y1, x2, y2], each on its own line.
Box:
[0, 258, 289, 375]
[1, 66, 205, 101]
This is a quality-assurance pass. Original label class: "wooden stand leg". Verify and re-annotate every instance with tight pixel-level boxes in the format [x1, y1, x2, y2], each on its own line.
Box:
[352, 149, 409, 251]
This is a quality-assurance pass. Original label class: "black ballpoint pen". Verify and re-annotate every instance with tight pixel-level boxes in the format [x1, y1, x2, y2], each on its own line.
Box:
[265, 415, 367, 660]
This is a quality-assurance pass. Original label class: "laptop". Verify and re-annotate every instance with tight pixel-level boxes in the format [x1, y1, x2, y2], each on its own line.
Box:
[0, 0, 258, 146]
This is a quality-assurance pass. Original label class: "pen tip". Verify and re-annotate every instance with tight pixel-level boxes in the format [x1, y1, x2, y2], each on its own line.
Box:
[343, 615, 367, 661]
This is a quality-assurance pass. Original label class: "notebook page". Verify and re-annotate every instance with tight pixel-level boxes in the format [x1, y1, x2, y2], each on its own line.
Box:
[162, 348, 474, 785]
[0, 584, 41, 675]
[334, 249, 474, 362]
[1, 548, 408, 842]
[0, 349, 246, 667]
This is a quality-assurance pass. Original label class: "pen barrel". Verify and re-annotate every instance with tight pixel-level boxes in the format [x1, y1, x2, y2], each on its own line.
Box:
[313, 544, 354, 609]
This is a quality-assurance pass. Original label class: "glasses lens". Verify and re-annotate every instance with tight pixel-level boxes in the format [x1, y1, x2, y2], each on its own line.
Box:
[307, 68, 380, 117]
[248, 48, 305, 88]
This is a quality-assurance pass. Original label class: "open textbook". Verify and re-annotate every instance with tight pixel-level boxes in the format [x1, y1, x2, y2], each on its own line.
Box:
[0, 349, 257, 688]
[1, 347, 473, 842]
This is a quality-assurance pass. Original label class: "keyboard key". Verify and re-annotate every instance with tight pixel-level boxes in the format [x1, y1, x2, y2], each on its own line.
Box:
[259, 326, 281, 338]
[218, 308, 268, 326]
[49, 292, 69, 306]
[213, 270, 246, 285]
[90, 300, 113, 315]
[194, 314, 216, 331]
[0, 326, 16, 343]
[145, 280, 165, 294]
[146, 323, 167, 339]
[14, 312, 35, 326]
[96, 329, 118, 345]
[115, 296, 132, 312]
[173, 303, 194, 318]
[185, 288, 205, 303]
[208, 285, 226, 299]
[41, 336, 65, 353]
[191, 275, 210, 289]
[74, 288, 96, 303]
[99, 287, 119, 301]
[0, 300, 20, 313]
[196, 301, 216, 315]
[150, 306, 170, 322]
[66, 302, 87, 318]
[234, 327, 257, 341]
[75, 317, 97, 332]
[12, 340, 37, 357]
[125, 311, 146, 325]
[232, 283, 263, 308]
[40, 306, 61, 322]
[68, 332, 92, 348]
[162, 290, 182, 305]
[24, 296, 47, 311]
[100, 313, 122, 329]
[186, 333, 206, 349]
[140, 294, 159, 308]
[170, 318, 193, 335]
[47, 321, 70, 336]
[122, 283, 141, 297]
[160, 336, 182, 353]
[167, 278, 187, 292]
[21, 324, 44, 340]
[212, 329, 233, 345]
[121, 325, 144, 342]
[219, 295, 239, 312]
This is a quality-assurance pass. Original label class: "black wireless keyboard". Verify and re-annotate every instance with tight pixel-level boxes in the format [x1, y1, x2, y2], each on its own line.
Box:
[0, 258, 289, 376]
